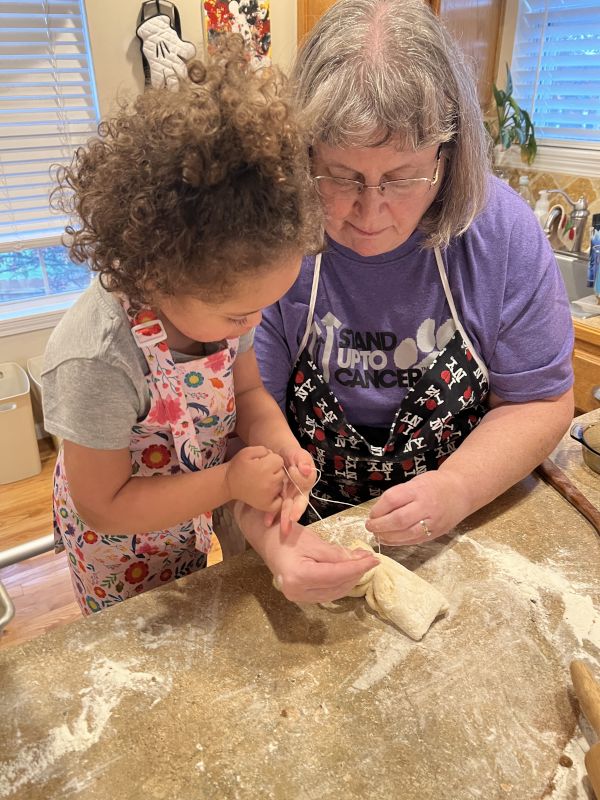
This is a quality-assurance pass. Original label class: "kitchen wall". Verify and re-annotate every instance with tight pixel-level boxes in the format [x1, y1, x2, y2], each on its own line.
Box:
[86, 0, 297, 118]
[0, 328, 53, 370]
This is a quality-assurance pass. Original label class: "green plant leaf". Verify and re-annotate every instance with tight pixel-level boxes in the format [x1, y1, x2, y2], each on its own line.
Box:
[508, 97, 522, 126]
[490, 63, 537, 164]
[521, 108, 534, 138]
[505, 63, 513, 97]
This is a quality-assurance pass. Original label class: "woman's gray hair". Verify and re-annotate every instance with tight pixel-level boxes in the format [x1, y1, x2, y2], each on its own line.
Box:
[291, 0, 491, 249]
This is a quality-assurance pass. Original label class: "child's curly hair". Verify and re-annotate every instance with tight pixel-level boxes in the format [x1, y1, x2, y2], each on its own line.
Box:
[53, 35, 322, 306]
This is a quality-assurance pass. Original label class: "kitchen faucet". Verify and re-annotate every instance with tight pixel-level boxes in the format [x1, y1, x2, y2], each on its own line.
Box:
[543, 189, 589, 254]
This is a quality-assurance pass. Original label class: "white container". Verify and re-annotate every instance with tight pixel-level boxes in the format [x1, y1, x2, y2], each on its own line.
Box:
[534, 189, 550, 228]
[518, 175, 534, 208]
[27, 355, 61, 452]
[0, 362, 42, 484]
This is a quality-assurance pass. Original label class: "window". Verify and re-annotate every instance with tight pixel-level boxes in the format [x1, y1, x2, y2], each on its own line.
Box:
[0, 243, 89, 302]
[511, 0, 600, 145]
[0, 0, 100, 320]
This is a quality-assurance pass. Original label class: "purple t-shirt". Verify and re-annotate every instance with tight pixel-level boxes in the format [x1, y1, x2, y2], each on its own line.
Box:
[255, 177, 574, 429]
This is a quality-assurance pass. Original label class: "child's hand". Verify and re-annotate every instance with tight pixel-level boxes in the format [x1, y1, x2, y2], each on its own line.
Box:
[225, 446, 285, 513]
[265, 446, 317, 533]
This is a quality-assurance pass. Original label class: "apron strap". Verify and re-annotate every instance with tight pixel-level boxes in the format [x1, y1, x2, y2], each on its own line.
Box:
[295, 253, 322, 363]
[295, 248, 489, 385]
[121, 300, 205, 469]
[434, 247, 489, 383]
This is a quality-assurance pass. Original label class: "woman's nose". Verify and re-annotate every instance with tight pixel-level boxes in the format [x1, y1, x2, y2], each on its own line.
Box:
[353, 188, 386, 222]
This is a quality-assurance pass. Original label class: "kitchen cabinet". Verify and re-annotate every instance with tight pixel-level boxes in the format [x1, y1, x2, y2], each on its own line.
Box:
[573, 318, 600, 415]
[297, 0, 336, 42]
[433, 0, 504, 108]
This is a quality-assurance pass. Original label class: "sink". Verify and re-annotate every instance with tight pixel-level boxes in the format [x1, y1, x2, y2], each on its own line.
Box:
[554, 250, 590, 303]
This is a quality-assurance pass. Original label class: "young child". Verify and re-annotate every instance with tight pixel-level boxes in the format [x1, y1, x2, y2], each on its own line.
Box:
[43, 35, 377, 615]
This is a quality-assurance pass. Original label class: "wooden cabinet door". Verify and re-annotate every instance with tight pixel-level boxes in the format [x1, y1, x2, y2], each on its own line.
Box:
[573, 348, 600, 415]
[297, 0, 338, 43]
[437, 0, 504, 109]
[573, 321, 600, 415]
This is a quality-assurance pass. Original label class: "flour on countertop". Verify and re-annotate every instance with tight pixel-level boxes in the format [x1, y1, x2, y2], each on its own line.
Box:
[72, 578, 224, 671]
[543, 729, 594, 800]
[61, 754, 124, 797]
[461, 536, 600, 654]
[350, 630, 412, 690]
[0, 657, 172, 798]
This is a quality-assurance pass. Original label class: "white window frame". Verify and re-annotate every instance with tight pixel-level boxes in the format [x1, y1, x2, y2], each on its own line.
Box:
[0, 288, 81, 336]
[495, 0, 600, 177]
[0, 0, 99, 336]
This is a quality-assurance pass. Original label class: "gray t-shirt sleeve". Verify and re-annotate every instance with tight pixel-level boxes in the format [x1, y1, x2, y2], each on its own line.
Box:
[238, 329, 254, 353]
[43, 358, 141, 450]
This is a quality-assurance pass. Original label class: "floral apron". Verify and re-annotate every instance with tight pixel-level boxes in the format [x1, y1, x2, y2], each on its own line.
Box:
[286, 248, 490, 522]
[53, 305, 238, 614]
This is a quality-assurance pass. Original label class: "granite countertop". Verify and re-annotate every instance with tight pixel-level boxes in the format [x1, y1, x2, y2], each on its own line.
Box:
[1, 414, 599, 800]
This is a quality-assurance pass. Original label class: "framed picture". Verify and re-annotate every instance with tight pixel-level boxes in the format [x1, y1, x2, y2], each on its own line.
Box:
[202, 0, 271, 64]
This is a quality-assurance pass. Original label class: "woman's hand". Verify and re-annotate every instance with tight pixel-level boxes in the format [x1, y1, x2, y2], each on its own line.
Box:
[269, 528, 378, 603]
[236, 503, 379, 603]
[365, 470, 469, 545]
[266, 445, 317, 533]
[225, 446, 285, 513]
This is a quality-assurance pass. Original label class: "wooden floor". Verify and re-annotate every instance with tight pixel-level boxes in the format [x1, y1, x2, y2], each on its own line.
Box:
[0, 439, 222, 651]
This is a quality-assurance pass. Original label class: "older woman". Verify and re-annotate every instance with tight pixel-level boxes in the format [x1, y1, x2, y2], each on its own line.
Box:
[255, 0, 573, 548]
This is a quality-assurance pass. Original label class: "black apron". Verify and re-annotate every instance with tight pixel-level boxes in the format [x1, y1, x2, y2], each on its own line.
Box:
[286, 247, 490, 522]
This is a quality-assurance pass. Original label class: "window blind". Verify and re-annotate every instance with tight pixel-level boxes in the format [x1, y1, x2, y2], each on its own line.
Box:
[511, 0, 600, 144]
[0, 0, 100, 251]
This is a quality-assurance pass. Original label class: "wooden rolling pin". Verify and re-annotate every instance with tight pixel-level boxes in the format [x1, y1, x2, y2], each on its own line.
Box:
[571, 660, 600, 735]
[588, 746, 600, 800]
[570, 660, 600, 798]
[536, 458, 600, 538]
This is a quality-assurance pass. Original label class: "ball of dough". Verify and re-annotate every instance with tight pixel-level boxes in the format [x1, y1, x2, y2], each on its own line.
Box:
[348, 540, 449, 641]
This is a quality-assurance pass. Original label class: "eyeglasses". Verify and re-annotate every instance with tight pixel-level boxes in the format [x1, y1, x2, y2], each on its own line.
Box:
[313, 146, 442, 202]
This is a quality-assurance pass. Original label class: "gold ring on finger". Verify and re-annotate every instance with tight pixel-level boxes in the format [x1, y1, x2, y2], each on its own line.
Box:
[419, 519, 432, 538]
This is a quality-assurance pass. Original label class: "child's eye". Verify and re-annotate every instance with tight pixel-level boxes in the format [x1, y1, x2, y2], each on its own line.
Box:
[228, 317, 248, 327]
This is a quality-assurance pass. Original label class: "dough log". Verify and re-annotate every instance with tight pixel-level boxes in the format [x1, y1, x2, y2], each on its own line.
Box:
[348, 540, 449, 641]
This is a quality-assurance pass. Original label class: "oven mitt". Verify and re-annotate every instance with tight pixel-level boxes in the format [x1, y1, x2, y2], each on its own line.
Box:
[137, 0, 196, 91]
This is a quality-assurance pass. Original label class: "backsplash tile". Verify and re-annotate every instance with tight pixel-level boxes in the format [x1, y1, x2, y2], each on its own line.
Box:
[500, 166, 600, 253]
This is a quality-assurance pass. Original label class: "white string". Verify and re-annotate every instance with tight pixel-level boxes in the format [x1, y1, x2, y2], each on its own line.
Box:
[283, 465, 358, 519]
[283, 464, 325, 521]
[282, 465, 381, 553]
